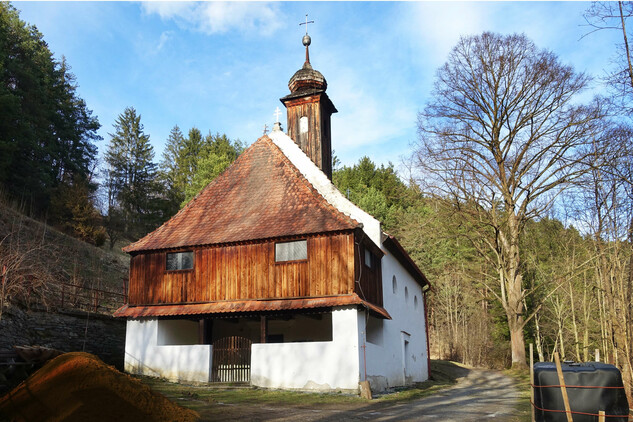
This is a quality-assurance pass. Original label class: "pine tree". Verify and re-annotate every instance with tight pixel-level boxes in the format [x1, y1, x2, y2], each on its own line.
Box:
[183, 128, 204, 182]
[104, 107, 160, 240]
[160, 125, 187, 214]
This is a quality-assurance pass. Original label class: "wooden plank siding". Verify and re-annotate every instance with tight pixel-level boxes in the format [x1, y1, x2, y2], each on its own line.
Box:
[353, 234, 384, 307]
[286, 97, 324, 170]
[128, 231, 379, 306]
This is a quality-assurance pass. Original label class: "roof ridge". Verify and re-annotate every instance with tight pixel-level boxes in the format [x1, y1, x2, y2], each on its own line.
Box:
[263, 137, 360, 229]
[267, 130, 383, 247]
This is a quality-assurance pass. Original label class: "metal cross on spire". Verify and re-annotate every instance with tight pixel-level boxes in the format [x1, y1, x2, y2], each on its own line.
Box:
[274, 107, 282, 123]
[300, 14, 314, 35]
[299, 14, 314, 65]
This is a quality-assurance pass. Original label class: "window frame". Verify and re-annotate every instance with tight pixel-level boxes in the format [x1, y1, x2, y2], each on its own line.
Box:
[364, 247, 376, 270]
[165, 250, 194, 272]
[274, 239, 308, 263]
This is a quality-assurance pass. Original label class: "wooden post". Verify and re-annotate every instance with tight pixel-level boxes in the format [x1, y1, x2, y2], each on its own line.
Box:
[554, 352, 573, 422]
[122, 277, 128, 303]
[595, 348, 600, 362]
[198, 319, 205, 344]
[598, 410, 605, 422]
[260, 315, 267, 343]
[530, 343, 535, 422]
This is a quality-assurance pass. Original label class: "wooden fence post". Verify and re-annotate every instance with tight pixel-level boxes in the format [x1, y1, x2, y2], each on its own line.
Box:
[595, 348, 600, 362]
[554, 352, 573, 422]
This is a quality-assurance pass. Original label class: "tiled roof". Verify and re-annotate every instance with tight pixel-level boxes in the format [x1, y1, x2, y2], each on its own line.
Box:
[123, 135, 359, 253]
[113, 294, 391, 320]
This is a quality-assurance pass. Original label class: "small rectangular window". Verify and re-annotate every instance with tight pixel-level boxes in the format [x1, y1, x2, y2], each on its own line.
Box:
[275, 240, 307, 262]
[166, 251, 194, 271]
[364, 249, 374, 269]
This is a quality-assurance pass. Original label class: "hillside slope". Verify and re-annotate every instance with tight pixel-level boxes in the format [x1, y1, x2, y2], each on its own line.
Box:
[0, 203, 129, 316]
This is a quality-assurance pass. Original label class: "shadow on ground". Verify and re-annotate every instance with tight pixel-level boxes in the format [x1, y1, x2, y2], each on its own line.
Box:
[142, 360, 524, 422]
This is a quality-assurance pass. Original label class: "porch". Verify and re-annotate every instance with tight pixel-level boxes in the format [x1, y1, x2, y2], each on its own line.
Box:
[123, 306, 363, 391]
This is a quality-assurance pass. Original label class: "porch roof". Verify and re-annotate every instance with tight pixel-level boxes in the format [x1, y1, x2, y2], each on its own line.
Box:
[114, 294, 391, 320]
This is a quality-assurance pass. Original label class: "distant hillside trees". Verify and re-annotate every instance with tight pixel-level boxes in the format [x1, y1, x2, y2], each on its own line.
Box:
[102, 116, 242, 248]
[333, 157, 413, 230]
[333, 157, 509, 368]
[160, 126, 243, 210]
[413, 32, 605, 368]
[577, 122, 633, 402]
[0, 3, 102, 243]
[181, 133, 243, 206]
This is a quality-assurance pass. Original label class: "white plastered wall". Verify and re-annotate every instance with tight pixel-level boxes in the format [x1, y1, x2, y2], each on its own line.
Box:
[125, 318, 212, 383]
[359, 254, 429, 391]
[251, 306, 360, 392]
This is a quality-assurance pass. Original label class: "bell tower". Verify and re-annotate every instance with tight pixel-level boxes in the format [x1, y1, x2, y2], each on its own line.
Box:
[280, 16, 337, 180]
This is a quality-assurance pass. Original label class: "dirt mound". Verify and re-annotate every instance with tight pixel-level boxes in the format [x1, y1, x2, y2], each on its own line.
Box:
[0, 352, 198, 422]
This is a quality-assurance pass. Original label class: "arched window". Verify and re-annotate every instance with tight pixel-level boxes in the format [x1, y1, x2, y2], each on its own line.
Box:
[414, 295, 418, 310]
[392, 275, 397, 294]
[405, 286, 409, 302]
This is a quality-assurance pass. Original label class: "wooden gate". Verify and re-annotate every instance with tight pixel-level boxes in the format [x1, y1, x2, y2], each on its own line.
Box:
[211, 336, 252, 383]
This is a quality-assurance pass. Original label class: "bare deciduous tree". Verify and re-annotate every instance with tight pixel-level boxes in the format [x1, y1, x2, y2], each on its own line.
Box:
[579, 123, 633, 402]
[584, 1, 633, 114]
[0, 221, 56, 319]
[414, 32, 605, 368]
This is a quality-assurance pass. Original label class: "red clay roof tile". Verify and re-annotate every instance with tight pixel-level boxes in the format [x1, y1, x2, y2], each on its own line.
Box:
[113, 294, 391, 319]
[123, 136, 359, 253]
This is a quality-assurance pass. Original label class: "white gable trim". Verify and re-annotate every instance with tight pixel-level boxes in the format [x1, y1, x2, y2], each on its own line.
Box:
[268, 130, 382, 246]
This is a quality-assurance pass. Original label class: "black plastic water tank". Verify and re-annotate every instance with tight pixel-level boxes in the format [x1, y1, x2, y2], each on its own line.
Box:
[533, 362, 629, 422]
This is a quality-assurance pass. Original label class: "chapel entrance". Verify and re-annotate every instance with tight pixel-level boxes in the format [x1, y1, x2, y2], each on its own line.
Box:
[211, 336, 252, 383]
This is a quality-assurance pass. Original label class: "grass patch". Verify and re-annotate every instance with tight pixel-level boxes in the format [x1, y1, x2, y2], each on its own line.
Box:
[139, 359, 462, 413]
[142, 377, 361, 410]
[503, 367, 532, 422]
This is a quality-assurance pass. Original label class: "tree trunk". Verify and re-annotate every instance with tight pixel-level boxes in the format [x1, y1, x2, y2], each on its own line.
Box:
[569, 280, 581, 361]
[506, 215, 527, 369]
[509, 313, 527, 368]
[534, 313, 545, 362]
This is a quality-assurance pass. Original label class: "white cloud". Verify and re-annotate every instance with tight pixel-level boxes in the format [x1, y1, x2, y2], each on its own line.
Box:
[141, 2, 283, 36]
[141, 1, 195, 20]
[404, 2, 489, 67]
[328, 69, 416, 153]
[156, 31, 173, 51]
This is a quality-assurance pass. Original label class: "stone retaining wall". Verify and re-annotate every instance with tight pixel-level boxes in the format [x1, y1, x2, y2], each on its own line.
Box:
[0, 305, 125, 369]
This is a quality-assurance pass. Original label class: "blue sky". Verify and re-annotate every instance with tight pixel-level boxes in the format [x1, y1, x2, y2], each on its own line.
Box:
[13, 1, 621, 172]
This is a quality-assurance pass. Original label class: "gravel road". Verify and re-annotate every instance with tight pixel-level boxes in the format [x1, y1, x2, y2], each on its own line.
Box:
[199, 367, 522, 421]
